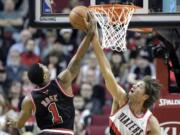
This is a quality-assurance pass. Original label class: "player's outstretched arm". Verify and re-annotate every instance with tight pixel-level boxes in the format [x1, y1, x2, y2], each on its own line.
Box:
[6, 96, 33, 129]
[57, 13, 96, 92]
[92, 24, 127, 103]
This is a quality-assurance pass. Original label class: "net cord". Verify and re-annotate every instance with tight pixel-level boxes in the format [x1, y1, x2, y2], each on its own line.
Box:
[89, 5, 135, 52]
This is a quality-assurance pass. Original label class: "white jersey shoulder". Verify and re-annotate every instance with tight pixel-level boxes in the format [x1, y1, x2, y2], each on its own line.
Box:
[109, 103, 152, 135]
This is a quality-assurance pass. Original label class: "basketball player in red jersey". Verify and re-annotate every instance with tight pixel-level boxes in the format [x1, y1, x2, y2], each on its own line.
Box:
[6, 14, 95, 135]
[91, 19, 162, 135]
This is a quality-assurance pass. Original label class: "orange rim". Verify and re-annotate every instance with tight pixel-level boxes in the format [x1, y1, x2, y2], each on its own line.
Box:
[128, 28, 153, 33]
[88, 4, 139, 24]
[88, 4, 140, 11]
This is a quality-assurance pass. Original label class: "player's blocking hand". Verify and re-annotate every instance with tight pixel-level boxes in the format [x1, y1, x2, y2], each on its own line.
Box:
[84, 11, 97, 34]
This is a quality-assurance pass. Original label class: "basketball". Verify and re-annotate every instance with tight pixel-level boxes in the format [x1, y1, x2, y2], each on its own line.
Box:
[69, 6, 88, 31]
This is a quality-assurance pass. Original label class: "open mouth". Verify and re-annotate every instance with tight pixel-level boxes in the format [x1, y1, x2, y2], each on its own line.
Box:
[130, 88, 135, 93]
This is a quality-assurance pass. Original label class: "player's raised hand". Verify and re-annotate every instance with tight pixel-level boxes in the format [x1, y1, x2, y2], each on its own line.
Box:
[84, 11, 96, 34]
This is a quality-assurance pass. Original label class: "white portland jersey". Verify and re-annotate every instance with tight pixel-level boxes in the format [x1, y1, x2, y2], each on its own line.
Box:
[109, 103, 152, 135]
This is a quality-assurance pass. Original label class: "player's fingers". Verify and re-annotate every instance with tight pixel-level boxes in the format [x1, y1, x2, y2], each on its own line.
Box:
[84, 11, 96, 33]
[88, 14, 97, 31]
[83, 18, 89, 33]
[88, 11, 94, 20]
[83, 17, 89, 27]
[86, 11, 94, 27]
[87, 11, 91, 22]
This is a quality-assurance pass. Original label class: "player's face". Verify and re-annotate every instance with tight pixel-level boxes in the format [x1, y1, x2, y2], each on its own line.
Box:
[128, 81, 149, 103]
[39, 63, 50, 83]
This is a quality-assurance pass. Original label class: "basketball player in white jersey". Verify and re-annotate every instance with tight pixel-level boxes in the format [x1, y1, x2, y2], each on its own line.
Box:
[91, 20, 162, 135]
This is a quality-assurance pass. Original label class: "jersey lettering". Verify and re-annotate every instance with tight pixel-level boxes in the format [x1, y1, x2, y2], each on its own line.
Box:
[41, 94, 58, 107]
[110, 104, 152, 135]
[118, 112, 144, 135]
[48, 102, 63, 124]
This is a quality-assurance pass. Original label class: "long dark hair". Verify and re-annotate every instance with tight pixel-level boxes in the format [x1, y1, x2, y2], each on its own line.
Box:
[143, 76, 162, 109]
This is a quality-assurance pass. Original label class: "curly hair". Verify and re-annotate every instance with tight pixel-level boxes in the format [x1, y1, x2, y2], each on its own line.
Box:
[143, 76, 162, 109]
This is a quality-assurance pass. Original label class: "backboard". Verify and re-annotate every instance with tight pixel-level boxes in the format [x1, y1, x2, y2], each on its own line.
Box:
[29, 0, 180, 28]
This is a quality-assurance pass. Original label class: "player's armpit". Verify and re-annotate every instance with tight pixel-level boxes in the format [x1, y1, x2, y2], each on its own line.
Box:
[57, 69, 74, 97]
[57, 69, 71, 86]
[147, 115, 161, 135]
[111, 99, 119, 115]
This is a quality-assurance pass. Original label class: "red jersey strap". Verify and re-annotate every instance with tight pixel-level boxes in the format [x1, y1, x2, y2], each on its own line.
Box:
[110, 100, 128, 116]
[55, 79, 74, 98]
[109, 119, 122, 135]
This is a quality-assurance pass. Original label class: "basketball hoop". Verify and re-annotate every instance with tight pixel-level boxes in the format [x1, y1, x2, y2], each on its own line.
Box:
[128, 28, 153, 33]
[89, 4, 137, 52]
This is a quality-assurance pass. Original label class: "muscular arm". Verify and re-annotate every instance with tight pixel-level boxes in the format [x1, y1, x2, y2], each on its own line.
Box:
[148, 116, 161, 135]
[92, 31, 127, 103]
[7, 96, 33, 129]
[58, 31, 94, 90]
[57, 13, 96, 94]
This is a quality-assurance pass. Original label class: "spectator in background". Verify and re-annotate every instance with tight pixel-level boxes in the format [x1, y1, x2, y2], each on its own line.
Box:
[0, 0, 23, 32]
[59, 28, 77, 56]
[74, 109, 86, 135]
[109, 51, 128, 85]
[0, 0, 29, 17]
[74, 95, 86, 112]
[6, 50, 26, 83]
[20, 39, 40, 67]
[7, 29, 40, 65]
[41, 31, 57, 58]
[0, 91, 10, 135]
[44, 50, 66, 80]
[0, 62, 9, 94]
[76, 53, 101, 86]
[21, 71, 34, 97]
[52, 41, 71, 65]
[0, 28, 15, 65]
[68, 0, 80, 9]
[0, 1, 3, 11]
[92, 84, 106, 110]
[14, 0, 29, 18]
[80, 83, 102, 114]
[8, 81, 22, 111]
[128, 50, 156, 84]
[73, 96, 89, 134]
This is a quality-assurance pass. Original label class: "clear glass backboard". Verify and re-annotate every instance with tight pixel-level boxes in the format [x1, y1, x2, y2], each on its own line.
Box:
[29, 0, 180, 28]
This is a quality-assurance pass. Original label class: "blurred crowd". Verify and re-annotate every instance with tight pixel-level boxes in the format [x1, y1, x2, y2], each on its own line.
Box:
[0, 0, 165, 135]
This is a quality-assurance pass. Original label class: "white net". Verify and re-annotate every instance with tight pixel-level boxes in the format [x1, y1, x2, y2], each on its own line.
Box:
[89, 5, 135, 52]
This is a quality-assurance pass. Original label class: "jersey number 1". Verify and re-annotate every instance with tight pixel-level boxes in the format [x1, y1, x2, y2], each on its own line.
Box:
[48, 103, 63, 124]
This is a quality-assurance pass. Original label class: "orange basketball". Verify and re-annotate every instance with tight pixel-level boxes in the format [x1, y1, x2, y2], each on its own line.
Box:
[69, 6, 88, 31]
